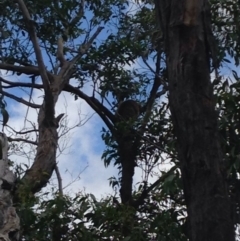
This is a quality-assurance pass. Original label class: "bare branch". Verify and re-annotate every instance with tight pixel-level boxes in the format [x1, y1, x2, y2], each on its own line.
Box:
[6, 125, 38, 135]
[56, 113, 64, 124]
[43, 41, 56, 74]
[77, 26, 104, 57]
[55, 165, 63, 196]
[0, 63, 40, 75]
[8, 137, 38, 145]
[0, 89, 40, 108]
[0, 77, 42, 89]
[140, 53, 164, 132]
[64, 84, 115, 132]
[17, 0, 49, 89]
[0, 57, 35, 67]
[56, 37, 65, 67]
[59, 26, 104, 81]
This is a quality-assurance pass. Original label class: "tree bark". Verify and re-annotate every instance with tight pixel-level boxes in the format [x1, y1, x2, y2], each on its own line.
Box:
[157, 0, 235, 240]
[119, 138, 137, 204]
[0, 133, 20, 241]
[15, 80, 64, 200]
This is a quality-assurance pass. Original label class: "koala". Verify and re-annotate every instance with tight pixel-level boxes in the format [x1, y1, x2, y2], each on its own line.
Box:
[116, 100, 141, 122]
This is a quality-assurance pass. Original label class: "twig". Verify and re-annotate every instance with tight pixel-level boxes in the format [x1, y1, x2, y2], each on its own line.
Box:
[6, 125, 38, 134]
[8, 137, 37, 145]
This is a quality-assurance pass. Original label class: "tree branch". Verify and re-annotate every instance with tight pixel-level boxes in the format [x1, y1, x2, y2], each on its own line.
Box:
[0, 90, 40, 108]
[17, 0, 49, 90]
[0, 57, 36, 67]
[55, 165, 63, 196]
[0, 63, 40, 75]
[56, 37, 65, 66]
[140, 52, 163, 131]
[58, 26, 104, 82]
[132, 165, 178, 208]
[6, 125, 38, 135]
[64, 84, 115, 132]
[0, 76, 42, 90]
[8, 137, 37, 145]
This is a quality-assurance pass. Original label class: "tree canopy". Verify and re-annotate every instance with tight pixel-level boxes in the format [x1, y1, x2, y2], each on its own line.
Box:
[0, 0, 239, 240]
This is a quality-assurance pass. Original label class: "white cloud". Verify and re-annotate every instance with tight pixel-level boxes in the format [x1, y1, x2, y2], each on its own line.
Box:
[4, 79, 118, 199]
[2, 74, 170, 201]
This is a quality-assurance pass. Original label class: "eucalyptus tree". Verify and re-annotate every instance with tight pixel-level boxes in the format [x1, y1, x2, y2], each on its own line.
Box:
[0, 0, 240, 240]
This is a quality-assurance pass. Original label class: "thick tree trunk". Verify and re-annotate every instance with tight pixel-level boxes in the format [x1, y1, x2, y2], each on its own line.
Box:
[157, 0, 235, 240]
[15, 82, 63, 200]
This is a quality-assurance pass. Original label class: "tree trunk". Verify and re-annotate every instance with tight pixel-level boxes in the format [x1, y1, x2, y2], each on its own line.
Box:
[0, 133, 20, 240]
[157, 0, 235, 240]
[119, 139, 136, 204]
[15, 81, 64, 200]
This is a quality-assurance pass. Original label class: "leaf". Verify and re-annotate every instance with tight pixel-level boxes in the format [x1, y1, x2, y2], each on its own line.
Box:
[1, 30, 11, 39]
[164, 173, 175, 183]
[223, 58, 231, 63]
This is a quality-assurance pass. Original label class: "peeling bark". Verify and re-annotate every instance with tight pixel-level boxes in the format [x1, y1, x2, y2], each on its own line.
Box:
[0, 133, 20, 241]
[15, 80, 64, 197]
[11, 1, 103, 201]
[157, 0, 235, 240]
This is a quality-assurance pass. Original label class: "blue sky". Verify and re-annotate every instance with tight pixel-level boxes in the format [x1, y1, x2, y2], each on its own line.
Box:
[1, 0, 240, 200]
[2, 47, 240, 200]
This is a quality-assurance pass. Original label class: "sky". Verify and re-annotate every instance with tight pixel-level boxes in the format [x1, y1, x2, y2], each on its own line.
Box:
[1, 71, 166, 200]
[0, 0, 164, 201]
[2, 55, 239, 201]
[3, 76, 115, 198]
[2, 49, 240, 202]
[1, 0, 240, 202]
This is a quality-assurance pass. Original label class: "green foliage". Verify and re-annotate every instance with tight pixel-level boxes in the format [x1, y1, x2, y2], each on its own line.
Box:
[2, 0, 240, 239]
[18, 190, 187, 241]
[211, 0, 240, 66]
